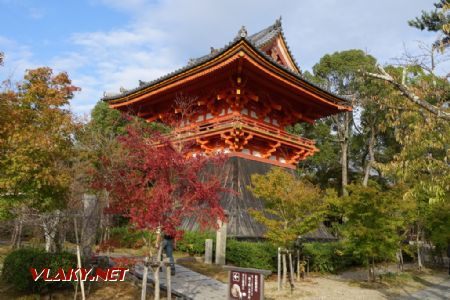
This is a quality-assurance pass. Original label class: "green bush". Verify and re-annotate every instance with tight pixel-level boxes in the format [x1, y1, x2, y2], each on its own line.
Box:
[2, 248, 77, 293]
[109, 226, 152, 248]
[177, 231, 215, 255]
[176, 232, 363, 274]
[226, 239, 277, 271]
[303, 242, 362, 273]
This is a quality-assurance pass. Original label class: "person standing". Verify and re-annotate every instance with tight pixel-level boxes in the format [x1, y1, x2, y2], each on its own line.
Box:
[162, 233, 176, 275]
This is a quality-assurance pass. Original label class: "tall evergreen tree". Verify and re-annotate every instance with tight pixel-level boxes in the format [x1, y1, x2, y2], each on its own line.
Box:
[409, 0, 450, 50]
[304, 50, 377, 195]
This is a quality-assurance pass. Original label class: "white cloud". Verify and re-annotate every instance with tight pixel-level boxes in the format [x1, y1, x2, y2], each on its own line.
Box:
[71, 27, 165, 48]
[2, 0, 443, 115]
[46, 22, 181, 115]
[27, 7, 45, 20]
[0, 36, 38, 81]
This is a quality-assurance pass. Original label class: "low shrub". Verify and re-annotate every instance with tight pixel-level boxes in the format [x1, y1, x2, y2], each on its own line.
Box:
[176, 231, 215, 255]
[226, 239, 277, 271]
[109, 226, 152, 248]
[2, 248, 77, 293]
[303, 242, 362, 273]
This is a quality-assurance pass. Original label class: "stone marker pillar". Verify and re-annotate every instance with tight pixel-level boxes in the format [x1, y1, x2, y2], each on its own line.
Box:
[215, 218, 227, 265]
[205, 239, 213, 264]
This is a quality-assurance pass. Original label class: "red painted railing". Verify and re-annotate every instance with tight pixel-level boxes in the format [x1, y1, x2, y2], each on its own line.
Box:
[172, 113, 315, 147]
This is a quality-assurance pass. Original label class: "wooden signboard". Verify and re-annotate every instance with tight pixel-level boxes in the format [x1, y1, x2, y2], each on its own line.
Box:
[224, 266, 271, 300]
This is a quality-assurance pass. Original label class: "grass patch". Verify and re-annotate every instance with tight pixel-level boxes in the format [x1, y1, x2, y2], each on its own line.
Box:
[380, 272, 415, 286]
[176, 257, 228, 283]
[349, 271, 418, 290]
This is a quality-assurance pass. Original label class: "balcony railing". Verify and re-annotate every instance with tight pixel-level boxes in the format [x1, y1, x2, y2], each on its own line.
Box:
[171, 113, 315, 148]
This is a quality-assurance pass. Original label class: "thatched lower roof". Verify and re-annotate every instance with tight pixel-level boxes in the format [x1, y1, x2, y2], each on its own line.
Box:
[181, 157, 336, 241]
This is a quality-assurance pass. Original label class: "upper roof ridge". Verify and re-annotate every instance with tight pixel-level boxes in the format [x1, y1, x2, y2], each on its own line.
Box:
[102, 18, 349, 106]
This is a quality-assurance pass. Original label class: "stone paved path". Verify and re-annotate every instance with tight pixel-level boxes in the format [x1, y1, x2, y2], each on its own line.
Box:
[133, 263, 227, 300]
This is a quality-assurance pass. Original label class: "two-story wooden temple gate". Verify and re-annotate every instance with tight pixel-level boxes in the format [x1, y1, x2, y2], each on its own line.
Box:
[103, 18, 351, 238]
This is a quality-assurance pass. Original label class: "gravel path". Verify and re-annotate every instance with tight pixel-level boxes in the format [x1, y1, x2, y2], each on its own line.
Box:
[264, 272, 449, 300]
[394, 278, 450, 300]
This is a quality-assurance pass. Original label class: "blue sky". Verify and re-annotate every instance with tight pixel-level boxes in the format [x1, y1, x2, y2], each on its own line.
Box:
[0, 0, 442, 116]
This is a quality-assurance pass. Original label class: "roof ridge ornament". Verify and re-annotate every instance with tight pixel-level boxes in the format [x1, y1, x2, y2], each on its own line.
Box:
[210, 47, 218, 54]
[187, 58, 196, 65]
[237, 26, 247, 38]
[275, 16, 282, 28]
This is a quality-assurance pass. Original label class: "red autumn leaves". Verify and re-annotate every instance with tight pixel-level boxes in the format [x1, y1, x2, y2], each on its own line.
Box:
[93, 120, 227, 238]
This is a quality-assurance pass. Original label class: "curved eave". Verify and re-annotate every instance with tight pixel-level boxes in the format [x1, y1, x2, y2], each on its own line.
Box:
[247, 18, 301, 73]
[277, 32, 301, 74]
[106, 39, 351, 112]
[242, 41, 351, 112]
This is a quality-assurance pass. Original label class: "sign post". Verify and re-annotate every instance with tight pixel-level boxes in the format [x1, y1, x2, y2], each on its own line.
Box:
[223, 266, 271, 300]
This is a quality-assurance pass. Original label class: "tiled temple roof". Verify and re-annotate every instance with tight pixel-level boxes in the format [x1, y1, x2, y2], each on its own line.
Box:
[102, 19, 350, 105]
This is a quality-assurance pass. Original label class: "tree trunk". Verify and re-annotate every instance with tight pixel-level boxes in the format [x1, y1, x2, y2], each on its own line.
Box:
[141, 257, 149, 300]
[417, 226, 423, 270]
[153, 233, 164, 300]
[368, 257, 376, 282]
[336, 111, 351, 196]
[362, 125, 376, 187]
[82, 194, 100, 261]
[74, 217, 86, 300]
[100, 215, 111, 245]
[141, 229, 163, 300]
[55, 221, 65, 252]
[166, 262, 172, 300]
[282, 253, 287, 287]
[11, 216, 23, 249]
[372, 256, 376, 282]
[154, 259, 161, 300]
[277, 247, 281, 290]
[396, 248, 404, 272]
[43, 224, 56, 252]
[100, 190, 111, 245]
[42, 210, 61, 252]
[288, 252, 295, 290]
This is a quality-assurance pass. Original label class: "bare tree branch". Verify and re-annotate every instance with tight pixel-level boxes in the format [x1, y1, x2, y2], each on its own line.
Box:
[366, 65, 450, 121]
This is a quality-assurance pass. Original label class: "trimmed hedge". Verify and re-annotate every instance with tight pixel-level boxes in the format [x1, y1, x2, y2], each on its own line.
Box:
[176, 231, 364, 273]
[176, 231, 215, 255]
[226, 239, 277, 271]
[176, 231, 277, 270]
[2, 248, 77, 293]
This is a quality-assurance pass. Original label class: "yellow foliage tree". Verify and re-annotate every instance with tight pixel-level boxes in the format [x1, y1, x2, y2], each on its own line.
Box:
[248, 167, 325, 247]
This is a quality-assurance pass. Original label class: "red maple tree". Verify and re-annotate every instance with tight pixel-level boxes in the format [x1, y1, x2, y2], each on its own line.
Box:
[94, 119, 227, 239]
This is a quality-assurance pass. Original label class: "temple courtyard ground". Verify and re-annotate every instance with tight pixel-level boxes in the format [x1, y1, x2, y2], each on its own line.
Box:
[0, 243, 448, 299]
[179, 257, 449, 300]
[264, 272, 449, 300]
